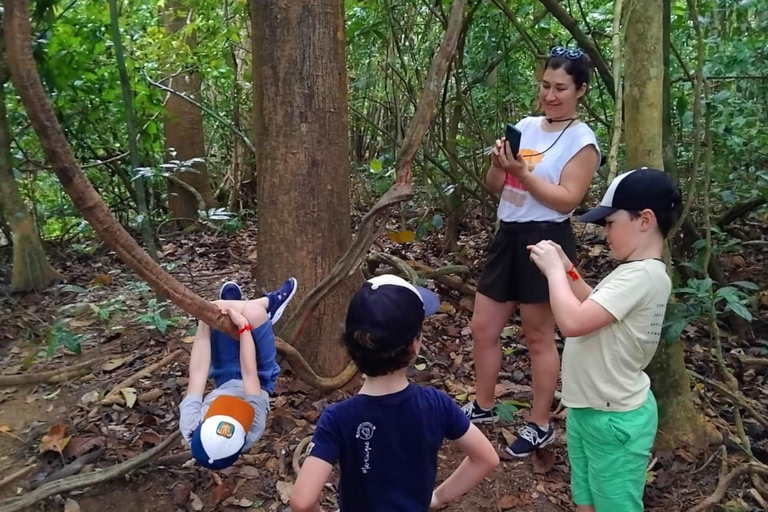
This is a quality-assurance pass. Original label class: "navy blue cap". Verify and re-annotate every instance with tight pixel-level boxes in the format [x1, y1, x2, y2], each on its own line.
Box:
[190, 423, 243, 470]
[579, 167, 681, 225]
[345, 275, 440, 349]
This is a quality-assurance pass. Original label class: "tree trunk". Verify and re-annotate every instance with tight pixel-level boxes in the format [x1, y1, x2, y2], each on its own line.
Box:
[0, 33, 62, 292]
[625, 0, 705, 449]
[251, 0, 356, 376]
[4, 0, 354, 390]
[163, 3, 216, 226]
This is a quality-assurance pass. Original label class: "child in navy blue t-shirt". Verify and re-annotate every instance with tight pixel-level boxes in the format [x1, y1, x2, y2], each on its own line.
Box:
[291, 275, 499, 512]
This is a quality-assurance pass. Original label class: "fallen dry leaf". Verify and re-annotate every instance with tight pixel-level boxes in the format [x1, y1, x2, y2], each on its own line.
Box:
[182, 336, 195, 344]
[237, 465, 260, 479]
[0, 425, 12, 433]
[189, 491, 204, 512]
[80, 390, 100, 405]
[63, 435, 105, 459]
[211, 480, 235, 505]
[89, 274, 113, 287]
[101, 358, 128, 372]
[64, 498, 81, 512]
[120, 388, 138, 408]
[498, 494, 521, 510]
[172, 481, 192, 507]
[532, 449, 556, 475]
[276, 480, 293, 504]
[501, 428, 515, 446]
[140, 430, 162, 445]
[39, 424, 71, 455]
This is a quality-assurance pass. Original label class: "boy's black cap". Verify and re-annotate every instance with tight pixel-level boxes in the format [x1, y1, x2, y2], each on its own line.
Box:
[579, 167, 681, 225]
[345, 275, 440, 349]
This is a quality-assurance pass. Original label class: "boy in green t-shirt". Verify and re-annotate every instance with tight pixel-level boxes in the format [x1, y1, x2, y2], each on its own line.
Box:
[527, 168, 681, 512]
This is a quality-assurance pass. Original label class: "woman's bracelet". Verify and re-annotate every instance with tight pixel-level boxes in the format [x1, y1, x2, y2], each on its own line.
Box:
[237, 324, 253, 334]
[566, 265, 580, 281]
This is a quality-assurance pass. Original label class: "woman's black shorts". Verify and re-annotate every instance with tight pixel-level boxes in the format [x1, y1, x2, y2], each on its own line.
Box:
[476, 220, 578, 304]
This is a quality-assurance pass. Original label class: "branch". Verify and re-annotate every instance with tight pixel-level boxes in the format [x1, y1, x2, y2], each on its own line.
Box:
[0, 432, 181, 512]
[686, 461, 768, 512]
[536, 0, 615, 97]
[394, 0, 467, 172]
[0, 357, 107, 387]
[144, 74, 255, 156]
[27, 448, 105, 490]
[689, 370, 768, 432]
[490, 0, 541, 56]
[717, 197, 767, 228]
[368, 252, 420, 284]
[102, 349, 184, 402]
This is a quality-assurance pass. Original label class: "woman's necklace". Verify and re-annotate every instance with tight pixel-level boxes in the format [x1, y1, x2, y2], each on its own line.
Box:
[525, 117, 579, 157]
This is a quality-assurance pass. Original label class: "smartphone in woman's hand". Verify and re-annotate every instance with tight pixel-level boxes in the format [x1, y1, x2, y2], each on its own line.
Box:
[505, 124, 521, 159]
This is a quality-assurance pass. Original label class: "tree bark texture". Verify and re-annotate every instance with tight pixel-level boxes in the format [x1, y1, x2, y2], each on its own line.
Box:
[624, 0, 704, 448]
[164, 3, 216, 225]
[252, 0, 355, 376]
[0, 38, 62, 291]
[624, 1, 664, 168]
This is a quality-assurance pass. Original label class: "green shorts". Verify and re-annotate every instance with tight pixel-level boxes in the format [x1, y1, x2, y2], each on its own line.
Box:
[566, 391, 658, 511]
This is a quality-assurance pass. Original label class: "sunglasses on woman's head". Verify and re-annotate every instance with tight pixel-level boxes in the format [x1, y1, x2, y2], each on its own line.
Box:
[550, 46, 584, 60]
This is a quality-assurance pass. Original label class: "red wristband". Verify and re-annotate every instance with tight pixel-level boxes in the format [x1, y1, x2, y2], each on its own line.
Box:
[237, 324, 253, 334]
[567, 265, 580, 281]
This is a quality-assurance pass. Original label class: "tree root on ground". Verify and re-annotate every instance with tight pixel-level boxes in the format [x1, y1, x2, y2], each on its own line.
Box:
[101, 349, 184, 403]
[0, 431, 181, 512]
[0, 357, 107, 387]
[686, 446, 768, 512]
[292, 435, 313, 477]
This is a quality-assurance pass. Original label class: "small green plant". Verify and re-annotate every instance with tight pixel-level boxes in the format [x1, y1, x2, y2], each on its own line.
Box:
[138, 298, 181, 334]
[46, 319, 89, 356]
[89, 295, 127, 324]
[664, 277, 756, 342]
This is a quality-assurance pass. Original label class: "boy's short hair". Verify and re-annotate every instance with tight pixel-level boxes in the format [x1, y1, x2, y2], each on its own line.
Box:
[579, 167, 681, 238]
[344, 275, 439, 376]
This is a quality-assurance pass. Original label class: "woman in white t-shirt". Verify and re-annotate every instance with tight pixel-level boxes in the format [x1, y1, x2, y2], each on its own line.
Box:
[462, 47, 601, 458]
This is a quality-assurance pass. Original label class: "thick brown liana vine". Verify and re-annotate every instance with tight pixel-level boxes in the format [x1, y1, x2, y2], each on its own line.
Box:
[3, 0, 468, 390]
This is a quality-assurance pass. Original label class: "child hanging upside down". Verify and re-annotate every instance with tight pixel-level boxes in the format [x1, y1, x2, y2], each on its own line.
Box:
[178, 278, 297, 469]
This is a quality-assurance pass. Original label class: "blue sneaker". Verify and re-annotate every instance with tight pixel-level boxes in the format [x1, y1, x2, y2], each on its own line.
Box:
[505, 422, 555, 457]
[219, 281, 243, 301]
[265, 278, 298, 325]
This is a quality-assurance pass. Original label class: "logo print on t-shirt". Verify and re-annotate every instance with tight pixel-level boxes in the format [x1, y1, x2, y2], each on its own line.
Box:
[502, 149, 544, 207]
[356, 422, 376, 474]
[356, 422, 376, 440]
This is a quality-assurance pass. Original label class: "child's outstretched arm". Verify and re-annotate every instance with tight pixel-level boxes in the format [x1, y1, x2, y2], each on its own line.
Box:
[221, 307, 262, 397]
[529, 241, 614, 337]
[187, 320, 212, 396]
[179, 320, 212, 442]
[431, 424, 499, 509]
[290, 457, 333, 512]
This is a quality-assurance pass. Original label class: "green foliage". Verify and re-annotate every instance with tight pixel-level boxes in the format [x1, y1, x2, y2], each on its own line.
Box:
[664, 277, 756, 342]
[46, 319, 88, 356]
[137, 298, 181, 334]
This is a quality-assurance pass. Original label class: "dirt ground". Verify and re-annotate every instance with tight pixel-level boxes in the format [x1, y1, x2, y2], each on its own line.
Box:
[1, 219, 765, 512]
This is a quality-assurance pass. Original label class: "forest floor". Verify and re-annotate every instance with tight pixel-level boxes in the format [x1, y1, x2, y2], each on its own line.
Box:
[0, 211, 766, 512]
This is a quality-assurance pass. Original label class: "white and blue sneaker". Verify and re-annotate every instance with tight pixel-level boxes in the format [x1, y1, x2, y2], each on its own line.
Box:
[265, 277, 298, 325]
[461, 401, 499, 424]
[505, 422, 555, 457]
[219, 281, 243, 301]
